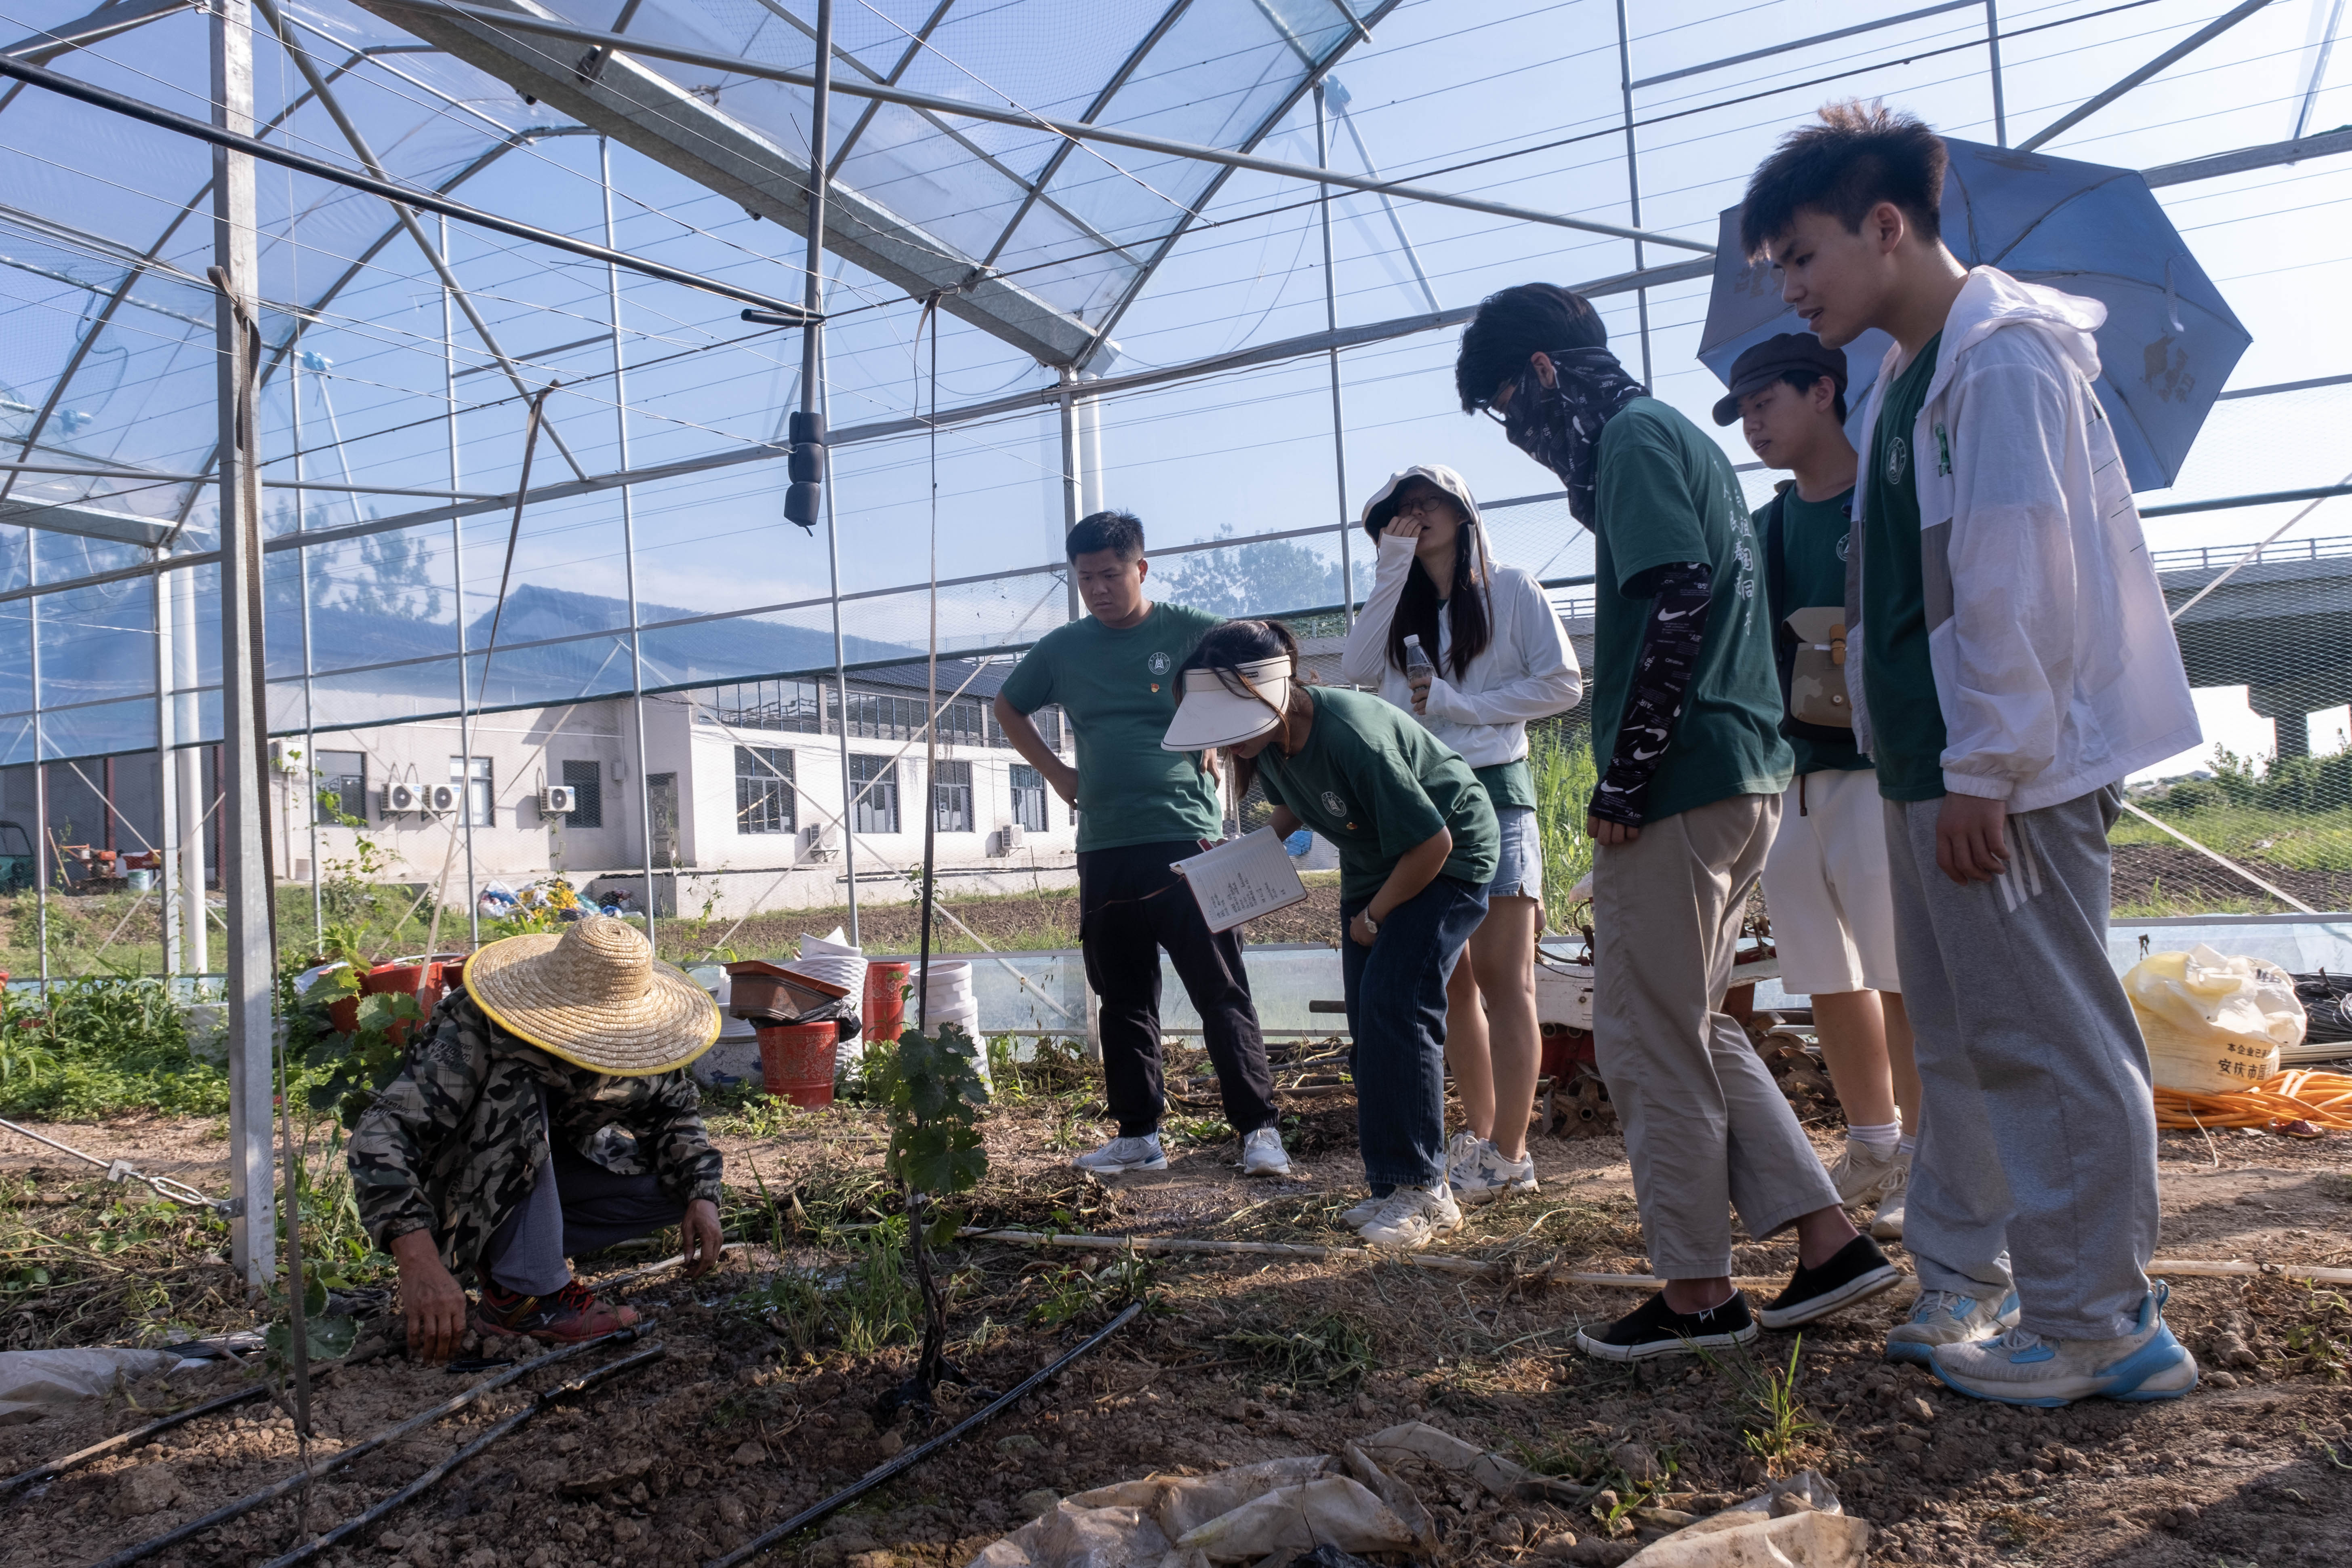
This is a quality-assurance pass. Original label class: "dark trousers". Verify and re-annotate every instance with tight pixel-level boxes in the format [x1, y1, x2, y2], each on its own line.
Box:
[1079, 840, 1277, 1138]
[485, 1095, 683, 1294]
[1342, 877, 1488, 1191]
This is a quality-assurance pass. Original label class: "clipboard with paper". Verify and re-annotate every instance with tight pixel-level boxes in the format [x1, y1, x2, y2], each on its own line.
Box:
[1171, 826, 1310, 933]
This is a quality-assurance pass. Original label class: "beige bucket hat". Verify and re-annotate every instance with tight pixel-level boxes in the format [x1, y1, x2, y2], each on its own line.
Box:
[464, 915, 719, 1076]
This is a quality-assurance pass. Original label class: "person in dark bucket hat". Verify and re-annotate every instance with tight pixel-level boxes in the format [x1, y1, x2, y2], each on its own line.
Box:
[1712, 333, 1850, 427]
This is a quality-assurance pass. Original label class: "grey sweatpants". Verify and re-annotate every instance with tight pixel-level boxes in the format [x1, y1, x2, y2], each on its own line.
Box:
[1593, 793, 1842, 1279]
[1884, 785, 2159, 1340]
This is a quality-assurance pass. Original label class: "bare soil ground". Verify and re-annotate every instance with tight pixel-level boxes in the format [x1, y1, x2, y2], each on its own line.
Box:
[4, 1052, 2351, 1568]
[2110, 843, 2352, 914]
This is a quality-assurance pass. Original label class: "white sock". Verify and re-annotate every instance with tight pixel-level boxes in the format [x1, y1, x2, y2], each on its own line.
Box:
[1847, 1121, 1902, 1154]
[1898, 1134, 1917, 1156]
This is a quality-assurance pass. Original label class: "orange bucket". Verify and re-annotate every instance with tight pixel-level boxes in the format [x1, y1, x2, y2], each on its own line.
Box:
[863, 960, 912, 1045]
[758, 1021, 838, 1107]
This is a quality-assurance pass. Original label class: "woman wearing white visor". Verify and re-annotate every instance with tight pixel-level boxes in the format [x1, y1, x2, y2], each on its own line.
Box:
[1165, 620, 1499, 1248]
[1342, 465, 1582, 1204]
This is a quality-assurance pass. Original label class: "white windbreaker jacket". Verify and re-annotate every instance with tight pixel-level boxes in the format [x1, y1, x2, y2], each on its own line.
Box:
[1341, 464, 1584, 771]
[1847, 267, 2200, 813]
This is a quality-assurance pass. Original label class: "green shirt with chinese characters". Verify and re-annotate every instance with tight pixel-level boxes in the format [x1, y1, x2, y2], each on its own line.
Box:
[998, 601, 1224, 852]
[1256, 686, 1499, 904]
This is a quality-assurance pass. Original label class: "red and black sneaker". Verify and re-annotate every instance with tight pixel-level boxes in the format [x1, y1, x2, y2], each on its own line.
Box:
[475, 1278, 640, 1343]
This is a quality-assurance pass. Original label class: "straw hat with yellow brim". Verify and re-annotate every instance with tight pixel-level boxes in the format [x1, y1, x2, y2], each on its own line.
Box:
[464, 915, 719, 1076]
[1162, 655, 1295, 752]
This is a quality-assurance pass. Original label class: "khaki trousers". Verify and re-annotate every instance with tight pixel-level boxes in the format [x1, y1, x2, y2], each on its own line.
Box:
[1593, 792, 1839, 1279]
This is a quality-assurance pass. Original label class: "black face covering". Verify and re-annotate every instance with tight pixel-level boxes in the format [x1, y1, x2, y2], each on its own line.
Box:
[1497, 345, 1649, 528]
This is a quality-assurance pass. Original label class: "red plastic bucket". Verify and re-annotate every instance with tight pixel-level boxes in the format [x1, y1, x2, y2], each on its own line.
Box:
[863, 960, 912, 1045]
[758, 1021, 838, 1107]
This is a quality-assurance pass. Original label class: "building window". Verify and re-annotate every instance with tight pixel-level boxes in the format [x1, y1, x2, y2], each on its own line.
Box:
[849, 755, 898, 835]
[736, 746, 795, 835]
[450, 756, 493, 827]
[932, 760, 973, 833]
[315, 750, 366, 824]
[1009, 764, 1047, 833]
[560, 758, 603, 829]
[701, 679, 826, 733]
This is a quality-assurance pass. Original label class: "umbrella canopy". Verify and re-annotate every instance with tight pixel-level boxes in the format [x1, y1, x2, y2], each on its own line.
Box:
[1697, 137, 2249, 491]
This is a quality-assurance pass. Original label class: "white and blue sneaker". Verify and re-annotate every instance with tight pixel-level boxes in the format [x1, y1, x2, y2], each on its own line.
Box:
[1886, 1289, 2020, 1365]
[1929, 1286, 2199, 1407]
[1073, 1132, 1168, 1174]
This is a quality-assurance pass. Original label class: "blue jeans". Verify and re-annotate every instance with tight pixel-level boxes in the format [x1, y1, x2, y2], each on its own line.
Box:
[1342, 877, 1488, 1191]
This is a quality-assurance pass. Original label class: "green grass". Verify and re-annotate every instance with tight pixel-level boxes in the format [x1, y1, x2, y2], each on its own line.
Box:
[1529, 719, 1598, 933]
[2114, 802, 2352, 874]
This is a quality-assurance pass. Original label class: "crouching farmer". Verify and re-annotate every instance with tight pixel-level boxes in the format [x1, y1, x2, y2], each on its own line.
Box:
[350, 916, 727, 1360]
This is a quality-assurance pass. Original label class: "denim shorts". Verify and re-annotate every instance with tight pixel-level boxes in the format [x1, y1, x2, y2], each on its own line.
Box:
[1488, 805, 1542, 900]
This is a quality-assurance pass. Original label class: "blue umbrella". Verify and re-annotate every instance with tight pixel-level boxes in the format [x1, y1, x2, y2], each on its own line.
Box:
[1697, 137, 2249, 491]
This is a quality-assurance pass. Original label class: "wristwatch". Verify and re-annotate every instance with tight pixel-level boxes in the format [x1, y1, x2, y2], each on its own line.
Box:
[1359, 910, 1380, 936]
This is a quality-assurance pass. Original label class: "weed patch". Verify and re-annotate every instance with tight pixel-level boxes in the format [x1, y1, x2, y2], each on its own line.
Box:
[1220, 1309, 1376, 1388]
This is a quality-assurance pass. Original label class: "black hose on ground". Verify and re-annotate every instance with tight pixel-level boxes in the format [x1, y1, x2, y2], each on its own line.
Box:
[85, 1328, 646, 1568]
[704, 1301, 1145, 1568]
[0, 1381, 271, 1502]
[256, 1344, 668, 1568]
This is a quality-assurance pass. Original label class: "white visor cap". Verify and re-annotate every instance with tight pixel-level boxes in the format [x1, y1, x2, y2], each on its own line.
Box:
[1161, 656, 1294, 751]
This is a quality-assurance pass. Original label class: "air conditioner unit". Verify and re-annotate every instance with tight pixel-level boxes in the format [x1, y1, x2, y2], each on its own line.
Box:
[989, 823, 1025, 857]
[425, 783, 462, 814]
[384, 782, 419, 814]
[538, 785, 577, 815]
[801, 824, 838, 861]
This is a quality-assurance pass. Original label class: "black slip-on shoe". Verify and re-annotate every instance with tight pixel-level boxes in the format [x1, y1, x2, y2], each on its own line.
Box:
[1574, 1288, 1758, 1362]
[1756, 1234, 1904, 1330]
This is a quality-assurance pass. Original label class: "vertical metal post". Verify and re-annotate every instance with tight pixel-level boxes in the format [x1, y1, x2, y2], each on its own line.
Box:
[1614, 0, 1653, 386]
[214, 0, 276, 1288]
[1985, 1, 2008, 147]
[602, 139, 659, 956]
[1314, 83, 1353, 626]
[291, 362, 321, 947]
[154, 561, 179, 978]
[28, 549, 44, 990]
[820, 333, 858, 946]
[799, 0, 850, 947]
[1056, 371, 1081, 621]
[441, 215, 482, 950]
[174, 571, 205, 977]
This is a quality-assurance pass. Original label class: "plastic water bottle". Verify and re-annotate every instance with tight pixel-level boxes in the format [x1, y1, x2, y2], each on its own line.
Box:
[1403, 633, 1434, 686]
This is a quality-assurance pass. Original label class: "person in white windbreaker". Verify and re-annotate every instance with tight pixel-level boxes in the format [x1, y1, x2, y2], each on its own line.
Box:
[1340, 465, 1583, 1203]
[1742, 102, 2203, 1407]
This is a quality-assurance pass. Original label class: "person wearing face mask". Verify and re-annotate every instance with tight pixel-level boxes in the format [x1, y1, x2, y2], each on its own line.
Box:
[1456, 283, 1899, 1361]
[1166, 619, 1498, 1249]
[1340, 466, 1582, 1205]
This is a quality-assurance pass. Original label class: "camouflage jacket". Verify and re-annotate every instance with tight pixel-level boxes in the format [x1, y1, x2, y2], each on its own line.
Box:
[348, 989, 724, 1276]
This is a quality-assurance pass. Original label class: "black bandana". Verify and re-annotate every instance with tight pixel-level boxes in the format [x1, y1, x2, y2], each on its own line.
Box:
[1498, 346, 1648, 528]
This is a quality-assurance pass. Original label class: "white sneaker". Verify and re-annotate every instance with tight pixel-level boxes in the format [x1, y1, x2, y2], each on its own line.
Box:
[1072, 1133, 1168, 1174]
[1886, 1288, 2021, 1365]
[1448, 1139, 1537, 1205]
[1830, 1137, 1903, 1207]
[1870, 1157, 1912, 1240]
[1338, 1195, 1384, 1228]
[1441, 1129, 1482, 1180]
[1357, 1184, 1462, 1249]
[1239, 1126, 1290, 1177]
[1930, 1288, 2199, 1407]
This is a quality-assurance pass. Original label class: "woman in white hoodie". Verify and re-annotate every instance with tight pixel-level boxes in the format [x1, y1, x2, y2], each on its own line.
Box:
[1341, 465, 1583, 1202]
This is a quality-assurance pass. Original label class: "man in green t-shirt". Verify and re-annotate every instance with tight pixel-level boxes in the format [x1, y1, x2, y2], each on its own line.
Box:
[994, 511, 1283, 1179]
[1459, 284, 1893, 1364]
[1721, 332, 1922, 1244]
[1744, 103, 2200, 1404]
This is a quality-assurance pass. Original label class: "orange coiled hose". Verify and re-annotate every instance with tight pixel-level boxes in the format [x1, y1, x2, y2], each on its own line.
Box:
[2153, 1069, 2352, 1131]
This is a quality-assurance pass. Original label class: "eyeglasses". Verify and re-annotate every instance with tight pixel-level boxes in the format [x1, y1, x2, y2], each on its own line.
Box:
[1393, 492, 1459, 519]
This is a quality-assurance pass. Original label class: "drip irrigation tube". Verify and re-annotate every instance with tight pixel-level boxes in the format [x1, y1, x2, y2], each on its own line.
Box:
[257, 1344, 668, 1568]
[88, 1329, 647, 1568]
[0, 1380, 271, 1501]
[704, 1300, 1144, 1568]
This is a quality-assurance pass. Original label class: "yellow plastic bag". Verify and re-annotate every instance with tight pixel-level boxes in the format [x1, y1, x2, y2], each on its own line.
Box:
[2125, 944, 2306, 1094]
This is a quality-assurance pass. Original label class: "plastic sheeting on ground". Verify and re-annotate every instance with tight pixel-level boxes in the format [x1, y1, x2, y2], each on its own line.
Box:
[0, 1348, 194, 1424]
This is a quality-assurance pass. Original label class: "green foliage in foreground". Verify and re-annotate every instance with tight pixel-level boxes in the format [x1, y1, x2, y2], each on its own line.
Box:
[1529, 719, 1598, 933]
[0, 978, 225, 1121]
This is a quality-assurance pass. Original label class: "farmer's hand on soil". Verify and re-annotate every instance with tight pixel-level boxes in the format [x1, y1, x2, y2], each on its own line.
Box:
[1044, 759, 1080, 808]
[1936, 792, 2010, 886]
[391, 1227, 467, 1363]
[680, 1197, 724, 1278]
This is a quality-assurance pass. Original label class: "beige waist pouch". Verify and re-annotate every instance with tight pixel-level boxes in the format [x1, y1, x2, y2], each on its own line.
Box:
[1784, 606, 1853, 730]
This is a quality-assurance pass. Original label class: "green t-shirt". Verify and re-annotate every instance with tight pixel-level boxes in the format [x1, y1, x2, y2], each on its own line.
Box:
[1590, 400, 1794, 822]
[1860, 335, 1950, 803]
[997, 601, 1223, 852]
[1257, 687, 1500, 904]
[1474, 759, 1536, 812]
[1760, 485, 1871, 778]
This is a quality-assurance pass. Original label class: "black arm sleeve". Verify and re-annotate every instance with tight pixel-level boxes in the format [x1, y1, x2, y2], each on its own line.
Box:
[1590, 561, 1712, 828]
